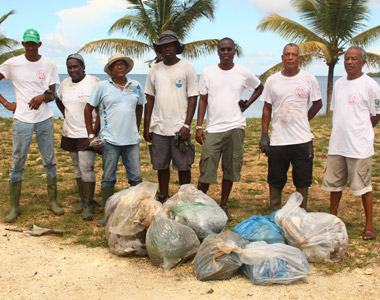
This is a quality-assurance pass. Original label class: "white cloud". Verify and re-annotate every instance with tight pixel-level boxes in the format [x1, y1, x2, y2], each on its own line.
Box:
[55, 0, 127, 39]
[254, 49, 268, 57]
[369, 0, 380, 7]
[248, 0, 295, 15]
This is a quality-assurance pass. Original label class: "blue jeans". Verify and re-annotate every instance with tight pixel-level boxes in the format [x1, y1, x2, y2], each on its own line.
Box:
[101, 142, 142, 188]
[10, 118, 56, 182]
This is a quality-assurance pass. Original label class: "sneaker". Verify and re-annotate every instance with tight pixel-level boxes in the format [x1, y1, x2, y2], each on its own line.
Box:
[220, 205, 232, 222]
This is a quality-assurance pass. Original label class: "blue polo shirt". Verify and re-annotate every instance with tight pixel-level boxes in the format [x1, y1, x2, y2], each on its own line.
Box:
[88, 78, 145, 146]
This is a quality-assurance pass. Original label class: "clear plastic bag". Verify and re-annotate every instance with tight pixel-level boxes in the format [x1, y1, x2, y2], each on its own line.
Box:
[232, 212, 285, 244]
[146, 215, 200, 272]
[193, 231, 248, 281]
[104, 182, 165, 256]
[164, 184, 227, 241]
[275, 192, 348, 262]
[239, 241, 310, 285]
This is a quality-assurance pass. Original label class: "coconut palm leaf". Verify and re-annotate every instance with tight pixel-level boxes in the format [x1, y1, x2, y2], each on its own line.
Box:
[365, 52, 380, 69]
[79, 39, 152, 58]
[349, 25, 380, 48]
[0, 48, 25, 64]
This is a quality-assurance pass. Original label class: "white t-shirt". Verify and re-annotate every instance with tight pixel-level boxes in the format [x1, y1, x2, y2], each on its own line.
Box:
[0, 55, 60, 123]
[260, 70, 321, 145]
[328, 74, 380, 158]
[198, 64, 261, 133]
[57, 75, 100, 138]
[144, 60, 199, 136]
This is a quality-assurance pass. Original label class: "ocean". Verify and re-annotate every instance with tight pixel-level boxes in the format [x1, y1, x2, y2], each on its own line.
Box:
[0, 74, 379, 119]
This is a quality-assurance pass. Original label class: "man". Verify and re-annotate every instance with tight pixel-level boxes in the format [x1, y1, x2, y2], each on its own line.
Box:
[57, 54, 100, 221]
[0, 28, 63, 222]
[144, 30, 198, 202]
[196, 37, 263, 220]
[259, 43, 322, 211]
[322, 46, 380, 240]
[85, 53, 145, 226]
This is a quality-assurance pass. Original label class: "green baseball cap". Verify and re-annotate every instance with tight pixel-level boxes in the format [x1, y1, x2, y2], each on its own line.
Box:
[23, 29, 40, 43]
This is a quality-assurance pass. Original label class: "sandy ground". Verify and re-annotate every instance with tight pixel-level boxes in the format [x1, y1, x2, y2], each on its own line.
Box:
[1, 223, 379, 300]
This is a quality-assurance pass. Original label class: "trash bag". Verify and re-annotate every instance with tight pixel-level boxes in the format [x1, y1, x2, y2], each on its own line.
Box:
[239, 241, 310, 285]
[232, 212, 285, 244]
[105, 182, 165, 257]
[164, 184, 227, 241]
[146, 215, 200, 272]
[275, 192, 348, 262]
[193, 231, 248, 281]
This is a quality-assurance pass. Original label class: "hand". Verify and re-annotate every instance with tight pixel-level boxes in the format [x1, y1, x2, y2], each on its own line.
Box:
[6, 102, 16, 113]
[143, 128, 150, 142]
[89, 137, 102, 153]
[196, 128, 205, 145]
[259, 132, 270, 155]
[179, 126, 190, 141]
[239, 99, 248, 112]
[28, 94, 45, 110]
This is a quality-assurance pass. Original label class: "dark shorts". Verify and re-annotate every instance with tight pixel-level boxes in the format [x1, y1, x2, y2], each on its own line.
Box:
[150, 133, 195, 171]
[199, 128, 245, 183]
[61, 136, 94, 152]
[267, 141, 313, 189]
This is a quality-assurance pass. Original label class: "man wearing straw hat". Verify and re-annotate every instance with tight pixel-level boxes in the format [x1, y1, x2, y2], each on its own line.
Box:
[85, 53, 145, 226]
[144, 30, 198, 202]
[0, 28, 63, 222]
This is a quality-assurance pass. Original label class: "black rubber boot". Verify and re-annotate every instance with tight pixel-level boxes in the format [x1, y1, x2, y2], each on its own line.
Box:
[73, 178, 84, 213]
[82, 182, 95, 221]
[270, 185, 282, 212]
[296, 187, 309, 210]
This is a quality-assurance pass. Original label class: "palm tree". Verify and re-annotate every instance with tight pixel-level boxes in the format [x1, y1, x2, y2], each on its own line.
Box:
[0, 10, 24, 64]
[79, 0, 239, 65]
[257, 0, 380, 115]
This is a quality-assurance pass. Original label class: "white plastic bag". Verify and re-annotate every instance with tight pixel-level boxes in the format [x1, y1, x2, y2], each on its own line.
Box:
[275, 192, 348, 262]
[146, 215, 200, 272]
[238, 241, 310, 285]
[105, 182, 165, 256]
[163, 184, 227, 240]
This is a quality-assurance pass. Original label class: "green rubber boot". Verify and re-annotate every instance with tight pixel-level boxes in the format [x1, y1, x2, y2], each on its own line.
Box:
[47, 176, 64, 215]
[82, 182, 95, 221]
[5, 181, 22, 222]
[296, 187, 309, 210]
[97, 186, 114, 226]
[270, 185, 282, 212]
[73, 178, 84, 213]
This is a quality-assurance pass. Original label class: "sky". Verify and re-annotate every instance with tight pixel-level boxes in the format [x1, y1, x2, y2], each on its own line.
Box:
[1, 0, 380, 76]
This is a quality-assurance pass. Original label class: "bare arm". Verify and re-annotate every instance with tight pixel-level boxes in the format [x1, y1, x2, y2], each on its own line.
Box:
[84, 103, 96, 138]
[241, 83, 264, 112]
[55, 98, 65, 117]
[262, 102, 272, 133]
[371, 114, 380, 127]
[195, 94, 208, 145]
[135, 104, 143, 131]
[308, 99, 322, 121]
[0, 73, 16, 112]
[143, 94, 155, 142]
[179, 95, 197, 141]
[94, 107, 100, 135]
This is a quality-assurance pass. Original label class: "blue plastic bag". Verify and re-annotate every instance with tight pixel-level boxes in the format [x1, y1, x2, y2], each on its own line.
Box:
[232, 212, 285, 244]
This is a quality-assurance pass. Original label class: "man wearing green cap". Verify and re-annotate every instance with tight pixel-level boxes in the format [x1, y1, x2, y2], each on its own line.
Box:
[0, 28, 63, 222]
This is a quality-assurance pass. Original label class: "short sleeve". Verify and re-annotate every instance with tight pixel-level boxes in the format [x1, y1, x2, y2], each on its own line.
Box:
[198, 70, 208, 95]
[259, 78, 273, 104]
[144, 70, 155, 96]
[87, 83, 102, 107]
[309, 74, 322, 102]
[0, 59, 12, 80]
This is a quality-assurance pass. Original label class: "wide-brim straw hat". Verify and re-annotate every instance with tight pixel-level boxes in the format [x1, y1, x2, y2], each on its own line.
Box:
[153, 30, 185, 54]
[104, 53, 134, 76]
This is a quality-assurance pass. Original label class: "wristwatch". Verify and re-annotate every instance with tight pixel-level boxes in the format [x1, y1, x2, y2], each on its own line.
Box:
[196, 126, 203, 130]
[88, 134, 95, 139]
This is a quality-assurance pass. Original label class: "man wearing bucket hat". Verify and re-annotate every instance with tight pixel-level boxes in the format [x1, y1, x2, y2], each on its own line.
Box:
[85, 53, 145, 226]
[144, 30, 198, 202]
[0, 28, 63, 222]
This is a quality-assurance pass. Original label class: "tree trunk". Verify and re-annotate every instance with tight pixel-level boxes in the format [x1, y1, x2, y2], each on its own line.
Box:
[325, 61, 337, 117]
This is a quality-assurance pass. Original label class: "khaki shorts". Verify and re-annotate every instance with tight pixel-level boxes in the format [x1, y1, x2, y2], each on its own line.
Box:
[199, 128, 245, 183]
[322, 155, 372, 196]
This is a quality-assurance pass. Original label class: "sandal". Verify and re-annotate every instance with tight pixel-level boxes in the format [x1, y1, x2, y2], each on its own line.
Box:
[363, 229, 376, 240]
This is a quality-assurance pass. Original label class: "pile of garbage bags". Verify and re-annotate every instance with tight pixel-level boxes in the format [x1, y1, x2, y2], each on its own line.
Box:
[104, 182, 227, 271]
[104, 183, 348, 285]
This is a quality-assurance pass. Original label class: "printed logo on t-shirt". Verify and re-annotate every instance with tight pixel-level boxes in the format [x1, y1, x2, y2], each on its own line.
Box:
[37, 70, 46, 80]
[375, 99, 380, 109]
[77, 91, 86, 99]
[175, 78, 183, 88]
[348, 93, 359, 105]
[125, 83, 140, 94]
[295, 86, 306, 97]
